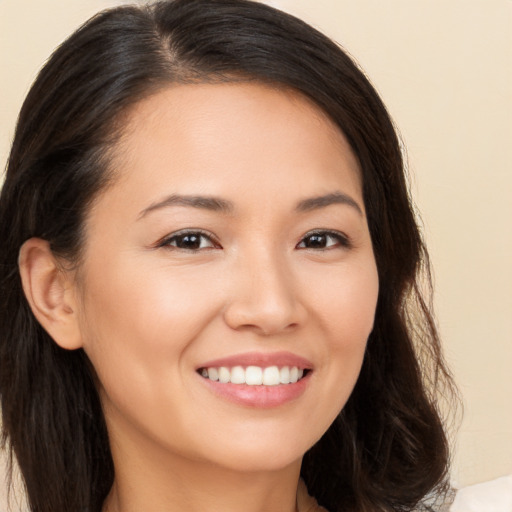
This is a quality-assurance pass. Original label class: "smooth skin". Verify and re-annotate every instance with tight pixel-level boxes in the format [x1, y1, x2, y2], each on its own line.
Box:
[19, 83, 379, 512]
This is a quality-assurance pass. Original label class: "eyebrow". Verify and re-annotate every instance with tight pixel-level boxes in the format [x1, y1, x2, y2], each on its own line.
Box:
[295, 192, 363, 216]
[138, 194, 234, 219]
[138, 191, 363, 219]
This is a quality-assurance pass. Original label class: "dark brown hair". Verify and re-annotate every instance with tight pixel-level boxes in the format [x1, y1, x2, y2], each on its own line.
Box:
[0, 1, 457, 511]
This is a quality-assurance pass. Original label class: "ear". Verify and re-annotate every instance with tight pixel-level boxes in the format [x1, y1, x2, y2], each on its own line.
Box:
[18, 238, 83, 350]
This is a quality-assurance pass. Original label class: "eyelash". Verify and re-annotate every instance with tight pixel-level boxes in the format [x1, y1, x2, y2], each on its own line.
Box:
[157, 229, 351, 252]
[297, 230, 351, 250]
[158, 229, 220, 251]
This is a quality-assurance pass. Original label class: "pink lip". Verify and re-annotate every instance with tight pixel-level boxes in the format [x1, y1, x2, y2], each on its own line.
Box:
[199, 373, 311, 409]
[196, 351, 313, 409]
[197, 351, 313, 370]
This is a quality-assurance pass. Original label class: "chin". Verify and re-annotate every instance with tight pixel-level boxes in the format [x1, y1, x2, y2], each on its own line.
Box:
[212, 450, 303, 474]
[194, 431, 316, 473]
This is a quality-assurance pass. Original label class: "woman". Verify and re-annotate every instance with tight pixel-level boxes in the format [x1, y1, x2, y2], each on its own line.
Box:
[0, 1, 457, 511]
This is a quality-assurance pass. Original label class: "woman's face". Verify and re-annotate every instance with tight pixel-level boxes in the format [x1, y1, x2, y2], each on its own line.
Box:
[74, 83, 379, 473]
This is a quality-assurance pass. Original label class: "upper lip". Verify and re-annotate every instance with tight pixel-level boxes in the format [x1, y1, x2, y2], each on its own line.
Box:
[197, 351, 313, 370]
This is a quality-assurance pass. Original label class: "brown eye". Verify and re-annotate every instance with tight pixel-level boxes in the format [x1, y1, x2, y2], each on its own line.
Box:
[162, 231, 217, 251]
[297, 231, 349, 250]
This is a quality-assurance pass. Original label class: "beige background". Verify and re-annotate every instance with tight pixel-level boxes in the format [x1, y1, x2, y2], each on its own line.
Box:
[1, 0, 511, 499]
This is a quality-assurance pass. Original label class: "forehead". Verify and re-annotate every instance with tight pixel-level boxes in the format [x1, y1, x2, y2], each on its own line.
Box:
[101, 82, 362, 215]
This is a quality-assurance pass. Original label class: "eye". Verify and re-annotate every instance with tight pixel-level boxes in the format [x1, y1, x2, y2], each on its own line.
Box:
[159, 230, 220, 251]
[296, 230, 350, 250]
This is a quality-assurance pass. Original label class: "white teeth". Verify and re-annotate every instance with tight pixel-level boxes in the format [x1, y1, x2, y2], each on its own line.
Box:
[279, 366, 290, 384]
[230, 366, 245, 384]
[201, 365, 306, 386]
[262, 366, 280, 386]
[218, 367, 230, 383]
[246, 366, 263, 385]
[207, 367, 219, 381]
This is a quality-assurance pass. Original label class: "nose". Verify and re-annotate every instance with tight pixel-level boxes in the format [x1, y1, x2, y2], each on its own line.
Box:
[223, 250, 307, 336]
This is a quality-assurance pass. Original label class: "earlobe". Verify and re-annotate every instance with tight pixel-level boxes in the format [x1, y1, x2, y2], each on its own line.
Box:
[18, 238, 83, 350]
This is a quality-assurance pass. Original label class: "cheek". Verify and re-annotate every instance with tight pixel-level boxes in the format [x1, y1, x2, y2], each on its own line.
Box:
[305, 256, 378, 409]
[75, 257, 222, 397]
[80, 255, 215, 340]
[308, 255, 379, 342]
[75, 260, 224, 443]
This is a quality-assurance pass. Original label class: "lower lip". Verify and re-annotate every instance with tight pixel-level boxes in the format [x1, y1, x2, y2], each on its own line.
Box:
[199, 373, 311, 408]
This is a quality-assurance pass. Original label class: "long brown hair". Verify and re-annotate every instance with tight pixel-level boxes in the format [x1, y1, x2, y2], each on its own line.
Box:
[0, 1, 457, 511]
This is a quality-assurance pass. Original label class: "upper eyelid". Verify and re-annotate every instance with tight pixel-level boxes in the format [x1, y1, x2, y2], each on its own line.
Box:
[301, 228, 346, 237]
[299, 229, 349, 241]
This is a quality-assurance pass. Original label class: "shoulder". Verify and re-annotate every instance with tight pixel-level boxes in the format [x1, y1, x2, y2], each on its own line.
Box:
[298, 480, 456, 512]
[414, 487, 456, 512]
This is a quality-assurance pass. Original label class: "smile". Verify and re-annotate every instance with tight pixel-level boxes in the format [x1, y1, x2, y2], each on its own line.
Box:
[196, 352, 313, 407]
[199, 365, 307, 386]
